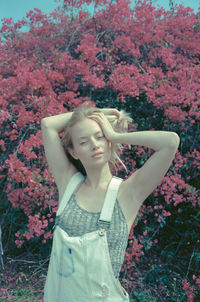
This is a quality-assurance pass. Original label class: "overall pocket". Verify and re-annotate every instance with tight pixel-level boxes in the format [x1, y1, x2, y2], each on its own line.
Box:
[54, 246, 75, 278]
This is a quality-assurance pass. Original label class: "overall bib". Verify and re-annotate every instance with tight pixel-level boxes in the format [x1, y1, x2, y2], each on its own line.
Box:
[44, 172, 130, 302]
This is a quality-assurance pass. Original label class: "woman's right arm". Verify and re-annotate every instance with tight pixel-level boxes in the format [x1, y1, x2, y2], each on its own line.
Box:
[41, 112, 73, 133]
[41, 113, 78, 200]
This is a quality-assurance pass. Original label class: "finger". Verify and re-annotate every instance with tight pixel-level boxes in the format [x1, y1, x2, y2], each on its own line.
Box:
[107, 110, 120, 119]
[89, 113, 106, 120]
[88, 112, 102, 117]
[113, 109, 121, 118]
[88, 114, 102, 123]
[88, 114, 101, 120]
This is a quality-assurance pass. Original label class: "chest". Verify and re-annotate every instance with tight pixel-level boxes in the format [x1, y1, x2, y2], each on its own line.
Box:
[75, 184, 133, 234]
[75, 189, 106, 212]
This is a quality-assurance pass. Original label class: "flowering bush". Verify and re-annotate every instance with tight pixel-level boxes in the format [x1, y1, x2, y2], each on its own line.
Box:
[0, 0, 199, 299]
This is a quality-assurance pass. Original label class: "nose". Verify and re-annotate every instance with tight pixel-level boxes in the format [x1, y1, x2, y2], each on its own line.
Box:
[90, 137, 100, 150]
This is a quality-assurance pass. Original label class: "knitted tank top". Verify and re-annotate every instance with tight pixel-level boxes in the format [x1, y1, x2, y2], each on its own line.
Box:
[55, 176, 129, 279]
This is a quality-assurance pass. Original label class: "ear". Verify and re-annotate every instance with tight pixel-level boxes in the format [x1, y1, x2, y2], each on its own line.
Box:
[68, 148, 79, 160]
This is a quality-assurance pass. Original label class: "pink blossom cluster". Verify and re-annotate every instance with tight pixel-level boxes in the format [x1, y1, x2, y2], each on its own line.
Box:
[182, 278, 196, 302]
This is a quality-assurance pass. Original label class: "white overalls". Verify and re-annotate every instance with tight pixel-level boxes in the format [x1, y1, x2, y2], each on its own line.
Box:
[44, 172, 130, 302]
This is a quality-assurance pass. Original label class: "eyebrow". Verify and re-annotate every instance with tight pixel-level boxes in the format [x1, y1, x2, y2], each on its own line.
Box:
[78, 131, 102, 140]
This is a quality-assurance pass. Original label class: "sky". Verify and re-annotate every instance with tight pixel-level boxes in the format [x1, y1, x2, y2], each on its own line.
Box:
[0, 0, 199, 27]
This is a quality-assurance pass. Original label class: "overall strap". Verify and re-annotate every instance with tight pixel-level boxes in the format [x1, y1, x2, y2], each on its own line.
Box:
[97, 176, 123, 229]
[56, 172, 85, 217]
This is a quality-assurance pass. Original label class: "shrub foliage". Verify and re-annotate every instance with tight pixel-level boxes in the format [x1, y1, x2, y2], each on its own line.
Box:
[0, 0, 199, 300]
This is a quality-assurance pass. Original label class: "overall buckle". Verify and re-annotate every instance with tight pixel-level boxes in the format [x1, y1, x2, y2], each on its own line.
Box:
[97, 219, 110, 229]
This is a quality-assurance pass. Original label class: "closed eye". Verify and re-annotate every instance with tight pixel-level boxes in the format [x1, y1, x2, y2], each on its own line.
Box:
[80, 135, 104, 145]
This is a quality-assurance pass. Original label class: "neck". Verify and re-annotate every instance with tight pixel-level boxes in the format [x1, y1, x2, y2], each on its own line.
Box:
[84, 164, 113, 190]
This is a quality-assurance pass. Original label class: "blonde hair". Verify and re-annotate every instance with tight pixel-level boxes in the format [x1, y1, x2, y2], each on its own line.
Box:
[61, 101, 133, 176]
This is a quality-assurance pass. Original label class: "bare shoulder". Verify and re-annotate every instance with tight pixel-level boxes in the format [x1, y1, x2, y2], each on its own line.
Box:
[57, 165, 79, 204]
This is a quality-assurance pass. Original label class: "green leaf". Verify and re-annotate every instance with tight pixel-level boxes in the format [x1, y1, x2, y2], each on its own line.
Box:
[192, 25, 199, 30]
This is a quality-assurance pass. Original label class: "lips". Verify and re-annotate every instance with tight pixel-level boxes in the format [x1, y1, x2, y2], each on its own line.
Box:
[92, 152, 103, 158]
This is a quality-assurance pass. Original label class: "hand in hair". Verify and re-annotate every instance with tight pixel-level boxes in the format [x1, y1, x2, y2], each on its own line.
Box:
[100, 108, 121, 119]
[100, 108, 129, 132]
[88, 112, 117, 142]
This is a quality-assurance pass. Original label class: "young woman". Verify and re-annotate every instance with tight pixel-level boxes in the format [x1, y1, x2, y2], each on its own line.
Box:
[41, 102, 180, 302]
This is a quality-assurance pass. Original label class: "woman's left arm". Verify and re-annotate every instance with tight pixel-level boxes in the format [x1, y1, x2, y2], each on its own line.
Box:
[89, 110, 179, 150]
[112, 130, 180, 205]
[111, 130, 180, 151]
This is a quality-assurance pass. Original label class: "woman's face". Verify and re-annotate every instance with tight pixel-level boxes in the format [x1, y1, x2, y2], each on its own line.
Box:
[69, 118, 111, 168]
